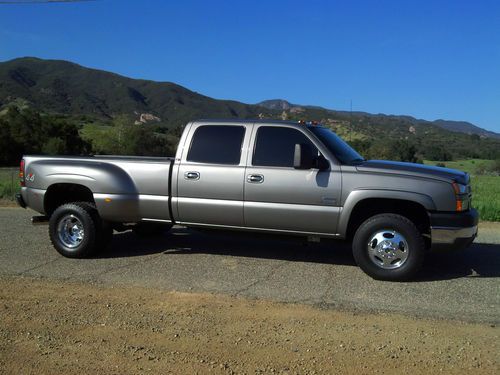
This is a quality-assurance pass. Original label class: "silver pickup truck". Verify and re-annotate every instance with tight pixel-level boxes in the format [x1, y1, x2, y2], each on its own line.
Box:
[16, 119, 478, 280]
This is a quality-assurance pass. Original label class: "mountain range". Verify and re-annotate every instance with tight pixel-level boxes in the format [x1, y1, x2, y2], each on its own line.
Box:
[257, 99, 500, 139]
[0, 57, 260, 128]
[0, 57, 499, 140]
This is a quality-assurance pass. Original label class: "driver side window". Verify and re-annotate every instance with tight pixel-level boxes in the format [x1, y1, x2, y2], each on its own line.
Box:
[252, 126, 318, 167]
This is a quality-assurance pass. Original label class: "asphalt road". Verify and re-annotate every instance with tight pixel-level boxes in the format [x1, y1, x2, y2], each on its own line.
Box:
[1, 207, 499, 324]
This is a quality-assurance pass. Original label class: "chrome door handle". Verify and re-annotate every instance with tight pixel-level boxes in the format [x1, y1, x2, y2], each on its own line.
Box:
[247, 174, 264, 183]
[184, 171, 200, 180]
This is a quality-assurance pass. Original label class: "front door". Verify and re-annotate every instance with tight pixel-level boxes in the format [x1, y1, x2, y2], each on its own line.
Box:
[244, 125, 341, 234]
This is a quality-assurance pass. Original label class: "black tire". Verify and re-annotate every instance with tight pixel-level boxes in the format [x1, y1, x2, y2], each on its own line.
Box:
[132, 223, 172, 237]
[49, 202, 100, 258]
[352, 214, 425, 281]
[69, 202, 113, 252]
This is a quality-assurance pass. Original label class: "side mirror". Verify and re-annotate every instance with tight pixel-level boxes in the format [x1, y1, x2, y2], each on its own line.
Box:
[316, 155, 330, 170]
[293, 144, 314, 169]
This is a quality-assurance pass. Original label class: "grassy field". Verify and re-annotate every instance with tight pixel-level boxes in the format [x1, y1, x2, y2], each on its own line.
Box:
[0, 168, 19, 202]
[470, 176, 500, 221]
[427, 159, 496, 174]
[425, 159, 500, 222]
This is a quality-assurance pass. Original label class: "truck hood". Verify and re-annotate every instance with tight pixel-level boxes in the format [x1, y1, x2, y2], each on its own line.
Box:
[355, 160, 469, 185]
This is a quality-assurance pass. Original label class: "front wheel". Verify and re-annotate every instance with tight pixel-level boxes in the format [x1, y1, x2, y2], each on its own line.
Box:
[352, 214, 425, 281]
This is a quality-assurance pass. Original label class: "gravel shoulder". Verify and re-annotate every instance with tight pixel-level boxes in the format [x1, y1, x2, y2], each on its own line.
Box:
[0, 276, 498, 375]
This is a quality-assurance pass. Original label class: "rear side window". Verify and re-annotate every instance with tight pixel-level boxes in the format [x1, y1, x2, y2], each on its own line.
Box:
[253, 126, 318, 167]
[187, 125, 245, 165]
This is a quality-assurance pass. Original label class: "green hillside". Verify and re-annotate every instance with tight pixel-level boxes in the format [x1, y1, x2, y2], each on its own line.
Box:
[0, 57, 261, 128]
[1, 57, 500, 166]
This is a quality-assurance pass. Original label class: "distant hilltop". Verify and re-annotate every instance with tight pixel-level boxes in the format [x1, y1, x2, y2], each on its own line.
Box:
[256, 100, 500, 140]
[0, 56, 499, 140]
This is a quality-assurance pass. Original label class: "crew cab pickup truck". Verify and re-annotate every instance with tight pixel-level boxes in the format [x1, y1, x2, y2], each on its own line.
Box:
[16, 119, 478, 280]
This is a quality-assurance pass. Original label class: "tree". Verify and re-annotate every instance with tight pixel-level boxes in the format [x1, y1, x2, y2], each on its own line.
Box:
[0, 106, 90, 166]
[366, 139, 421, 163]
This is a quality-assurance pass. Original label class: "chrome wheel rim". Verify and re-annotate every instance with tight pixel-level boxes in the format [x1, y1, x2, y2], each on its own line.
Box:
[57, 214, 84, 249]
[367, 229, 409, 269]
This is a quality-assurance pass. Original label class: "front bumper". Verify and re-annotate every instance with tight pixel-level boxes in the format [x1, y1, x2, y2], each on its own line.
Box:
[430, 209, 478, 250]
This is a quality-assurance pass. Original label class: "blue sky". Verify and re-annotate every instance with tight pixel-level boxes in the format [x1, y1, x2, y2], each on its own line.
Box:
[1, 0, 499, 132]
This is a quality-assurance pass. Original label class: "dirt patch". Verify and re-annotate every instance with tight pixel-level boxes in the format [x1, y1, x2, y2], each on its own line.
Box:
[0, 276, 498, 374]
[0, 199, 16, 207]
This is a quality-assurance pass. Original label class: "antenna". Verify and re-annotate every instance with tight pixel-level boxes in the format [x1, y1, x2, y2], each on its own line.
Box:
[350, 99, 353, 142]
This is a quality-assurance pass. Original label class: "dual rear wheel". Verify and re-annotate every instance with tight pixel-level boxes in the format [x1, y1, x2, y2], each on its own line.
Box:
[49, 202, 112, 258]
[49, 202, 172, 258]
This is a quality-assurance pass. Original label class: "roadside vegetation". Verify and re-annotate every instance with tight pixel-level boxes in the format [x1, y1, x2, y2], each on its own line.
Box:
[0, 106, 179, 167]
[0, 168, 18, 203]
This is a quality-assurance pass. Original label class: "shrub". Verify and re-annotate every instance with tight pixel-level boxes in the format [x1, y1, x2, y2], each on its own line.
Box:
[489, 159, 500, 175]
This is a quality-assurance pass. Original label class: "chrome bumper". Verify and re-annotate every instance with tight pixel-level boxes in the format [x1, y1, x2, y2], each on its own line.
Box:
[431, 225, 478, 245]
[429, 209, 478, 250]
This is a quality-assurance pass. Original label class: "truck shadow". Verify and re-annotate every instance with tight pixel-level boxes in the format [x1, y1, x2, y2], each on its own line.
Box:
[100, 228, 355, 266]
[166, 229, 357, 266]
[100, 228, 500, 281]
[418, 242, 500, 281]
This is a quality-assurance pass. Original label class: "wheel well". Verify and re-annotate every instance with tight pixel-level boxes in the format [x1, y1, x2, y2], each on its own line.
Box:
[44, 183, 95, 217]
[346, 198, 430, 240]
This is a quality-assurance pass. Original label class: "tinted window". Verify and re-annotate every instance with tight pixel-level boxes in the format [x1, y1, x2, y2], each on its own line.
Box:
[309, 126, 364, 164]
[253, 126, 318, 167]
[187, 125, 245, 165]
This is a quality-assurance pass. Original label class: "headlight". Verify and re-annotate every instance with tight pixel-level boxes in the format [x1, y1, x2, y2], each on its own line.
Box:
[452, 182, 467, 195]
[452, 182, 468, 211]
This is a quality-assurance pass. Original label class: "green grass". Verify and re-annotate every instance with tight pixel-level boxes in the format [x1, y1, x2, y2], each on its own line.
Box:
[424, 159, 495, 175]
[470, 176, 500, 222]
[0, 168, 19, 201]
[425, 160, 500, 222]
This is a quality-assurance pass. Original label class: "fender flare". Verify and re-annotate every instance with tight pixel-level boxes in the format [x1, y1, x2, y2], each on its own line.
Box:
[337, 189, 435, 236]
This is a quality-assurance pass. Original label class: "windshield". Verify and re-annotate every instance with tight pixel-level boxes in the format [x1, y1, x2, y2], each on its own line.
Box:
[308, 126, 365, 164]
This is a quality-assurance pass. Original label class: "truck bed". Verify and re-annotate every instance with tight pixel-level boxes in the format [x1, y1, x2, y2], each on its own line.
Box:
[21, 154, 175, 223]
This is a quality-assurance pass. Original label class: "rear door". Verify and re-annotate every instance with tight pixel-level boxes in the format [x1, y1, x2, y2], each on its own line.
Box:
[176, 123, 250, 227]
[244, 125, 342, 234]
